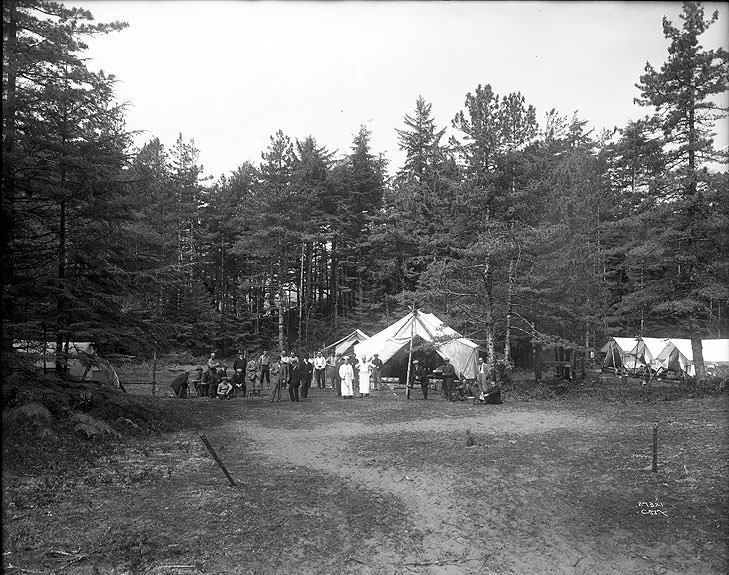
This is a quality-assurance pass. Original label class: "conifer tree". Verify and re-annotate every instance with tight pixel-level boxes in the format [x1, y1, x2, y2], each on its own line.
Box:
[635, 1, 729, 378]
[2, 0, 131, 362]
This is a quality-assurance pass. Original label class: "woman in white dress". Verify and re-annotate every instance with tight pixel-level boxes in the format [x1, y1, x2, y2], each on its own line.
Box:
[338, 356, 355, 398]
[357, 356, 374, 397]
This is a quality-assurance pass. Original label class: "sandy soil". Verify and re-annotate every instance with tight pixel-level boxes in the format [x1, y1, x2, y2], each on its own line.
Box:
[195, 392, 726, 575]
[4, 386, 727, 575]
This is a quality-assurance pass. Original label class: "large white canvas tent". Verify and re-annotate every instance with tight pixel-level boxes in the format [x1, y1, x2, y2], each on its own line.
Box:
[352, 310, 482, 380]
[323, 329, 370, 358]
[656, 338, 729, 376]
[13, 340, 121, 387]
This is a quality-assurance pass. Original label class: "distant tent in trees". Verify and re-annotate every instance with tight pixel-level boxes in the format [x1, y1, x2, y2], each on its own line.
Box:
[600, 337, 642, 370]
[353, 310, 482, 380]
[13, 341, 123, 389]
[322, 330, 370, 358]
[634, 337, 672, 371]
[656, 339, 729, 376]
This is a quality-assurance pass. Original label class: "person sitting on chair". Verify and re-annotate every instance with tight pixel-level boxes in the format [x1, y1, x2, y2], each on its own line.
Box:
[480, 380, 503, 404]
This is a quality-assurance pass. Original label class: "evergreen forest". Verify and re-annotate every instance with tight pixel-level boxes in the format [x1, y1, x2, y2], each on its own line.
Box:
[3, 1, 728, 377]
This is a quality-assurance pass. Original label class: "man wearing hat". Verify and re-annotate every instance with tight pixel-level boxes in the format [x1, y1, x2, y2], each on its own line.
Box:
[371, 353, 383, 391]
[439, 357, 457, 401]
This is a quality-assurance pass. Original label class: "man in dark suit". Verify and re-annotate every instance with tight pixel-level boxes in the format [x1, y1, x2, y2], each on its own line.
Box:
[301, 355, 314, 399]
[440, 358, 456, 401]
[288, 356, 301, 402]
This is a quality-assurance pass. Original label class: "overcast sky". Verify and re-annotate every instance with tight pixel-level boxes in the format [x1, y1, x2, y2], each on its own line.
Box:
[73, 1, 729, 180]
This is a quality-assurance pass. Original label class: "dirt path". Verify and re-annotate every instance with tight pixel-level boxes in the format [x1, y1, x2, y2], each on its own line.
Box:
[217, 407, 600, 575]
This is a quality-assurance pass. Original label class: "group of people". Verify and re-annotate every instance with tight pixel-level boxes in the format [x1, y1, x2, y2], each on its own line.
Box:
[408, 356, 502, 404]
[170, 348, 502, 405]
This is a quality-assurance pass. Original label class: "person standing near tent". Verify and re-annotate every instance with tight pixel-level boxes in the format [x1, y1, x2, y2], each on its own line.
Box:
[313, 351, 327, 390]
[207, 352, 221, 373]
[439, 358, 457, 401]
[280, 350, 290, 389]
[476, 357, 488, 394]
[233, 351, 247, 380]
[357, 356, 374, 397]
[325, 352, 336, 390]
[334, 355, 345, 396]
[269, 358, 285, 403]
[246, 359, 258, 396]
[288, 355, 302, 402]
[232, 351, 247, 397]
[258, 350, 271, 390]
[410, 359, 429, 400]
[339, 356, 355, 398]
[371, 353, 383, 391]
[301, 353, 314, 399]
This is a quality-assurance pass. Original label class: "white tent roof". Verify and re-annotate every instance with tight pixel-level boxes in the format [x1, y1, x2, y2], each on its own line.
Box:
[323, 329, 370, 358]
[635, 337, 671, 367]
[352, 310, 482, 380]
[601, 337, 642, 369]
[600, 337, 638, 354]
[655, 338, 729, 375]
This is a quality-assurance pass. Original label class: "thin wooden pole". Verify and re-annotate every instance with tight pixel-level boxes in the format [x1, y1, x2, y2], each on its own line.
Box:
[151, 340, 158, 396]
[652, 424, 658, 473]
[405, 307, 415, 399]
[200, 433, 237, 486]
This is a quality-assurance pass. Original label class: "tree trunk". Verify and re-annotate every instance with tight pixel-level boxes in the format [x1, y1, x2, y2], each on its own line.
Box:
[1, 2, 18, 356]
[483, 263, 495, 381]
[504, 256, 515, 365]
[690, 336, 705, 383]
[278, 256, 285, 353]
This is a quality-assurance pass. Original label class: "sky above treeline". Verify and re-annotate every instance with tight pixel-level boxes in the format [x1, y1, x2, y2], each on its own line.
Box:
[73, 1, 729, 180]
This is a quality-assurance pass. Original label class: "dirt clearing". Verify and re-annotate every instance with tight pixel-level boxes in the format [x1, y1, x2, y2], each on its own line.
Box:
[3, 387, 728, 575]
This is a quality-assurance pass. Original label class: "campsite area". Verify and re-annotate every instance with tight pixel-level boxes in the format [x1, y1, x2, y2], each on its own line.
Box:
[3, 373, 728, 575]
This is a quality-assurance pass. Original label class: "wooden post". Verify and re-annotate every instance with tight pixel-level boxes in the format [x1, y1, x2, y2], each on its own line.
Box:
[151, 340, 158, 396]
[652, 424, 658, 473]
[200, 433, 236, 486]
[405, 307, 415, 399]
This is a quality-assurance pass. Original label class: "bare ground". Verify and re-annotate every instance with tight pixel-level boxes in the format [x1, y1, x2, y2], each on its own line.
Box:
[3, 386, 728, 575]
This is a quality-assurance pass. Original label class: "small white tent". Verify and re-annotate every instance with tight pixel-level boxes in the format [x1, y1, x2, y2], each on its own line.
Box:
[352, 310, 482, 380]
[601, 337, 642, 370]
[323, 329, 370, 358]
[634, 337, 672, 370]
